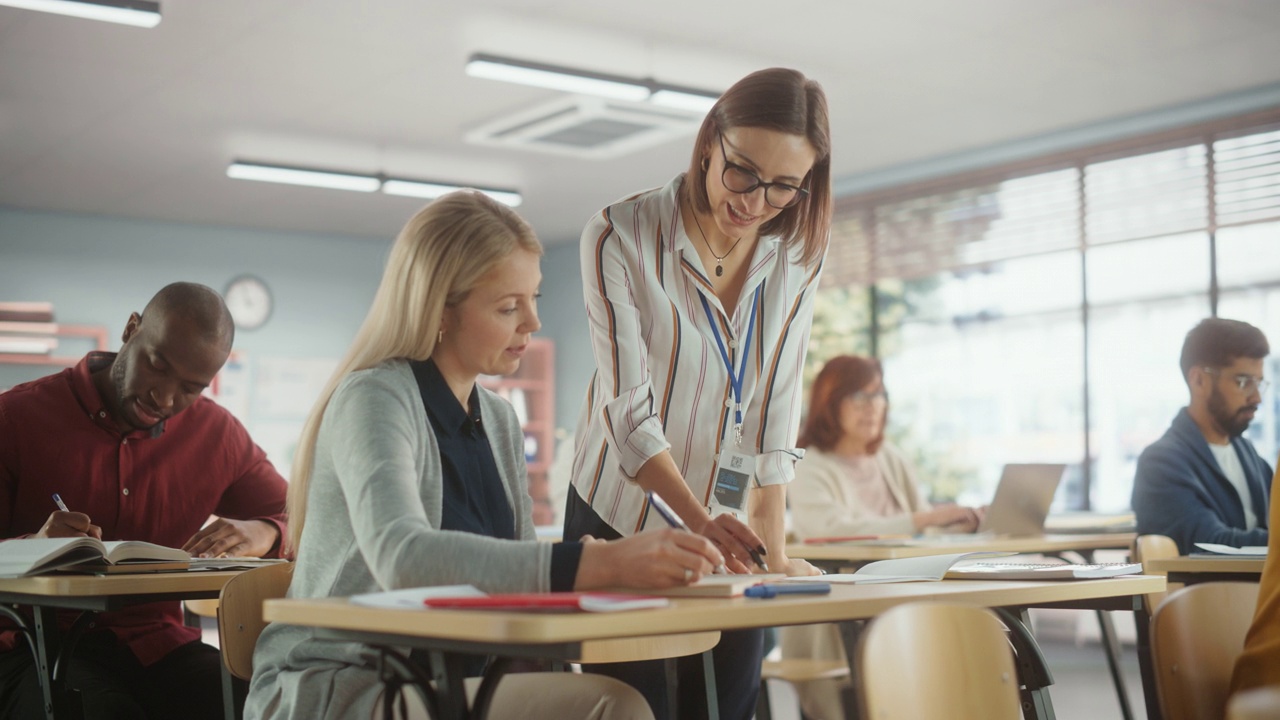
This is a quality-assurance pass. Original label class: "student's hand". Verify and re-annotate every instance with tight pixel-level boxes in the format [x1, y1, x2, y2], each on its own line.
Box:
[36, 511, 102, 540]
[575, 528, 724, 590]
[921, 504, 982, 533]
[692, 513, 764, 575]
[182, 518, 279, 558]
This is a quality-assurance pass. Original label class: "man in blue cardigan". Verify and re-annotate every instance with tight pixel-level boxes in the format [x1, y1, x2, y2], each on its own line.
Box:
[1133, 318, 1272, 554]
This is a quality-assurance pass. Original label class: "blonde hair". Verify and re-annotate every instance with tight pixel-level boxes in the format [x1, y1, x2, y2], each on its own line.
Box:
[285, 191, 542, 553]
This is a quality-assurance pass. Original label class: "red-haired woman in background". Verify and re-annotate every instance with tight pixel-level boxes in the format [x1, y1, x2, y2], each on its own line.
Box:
[780, 354, 982, 719]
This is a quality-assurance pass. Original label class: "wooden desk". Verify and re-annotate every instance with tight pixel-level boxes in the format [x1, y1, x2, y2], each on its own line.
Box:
[1145, 556, 1266, 585]
[0, 571, 243, 720]
[266, 576, 1164, 720]
[789, 532, 1138, 720]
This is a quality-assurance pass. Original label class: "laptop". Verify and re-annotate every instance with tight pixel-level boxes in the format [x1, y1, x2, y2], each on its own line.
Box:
[977, 463, 1067, 537]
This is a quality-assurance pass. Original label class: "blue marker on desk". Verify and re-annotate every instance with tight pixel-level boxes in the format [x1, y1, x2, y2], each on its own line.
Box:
[743, 583, 832, 599]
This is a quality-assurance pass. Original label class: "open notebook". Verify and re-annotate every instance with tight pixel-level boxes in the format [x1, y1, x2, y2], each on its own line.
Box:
[945, 562, 1142, 580]
[777, 552, 1012, 585]
[0, 537, 190, 577]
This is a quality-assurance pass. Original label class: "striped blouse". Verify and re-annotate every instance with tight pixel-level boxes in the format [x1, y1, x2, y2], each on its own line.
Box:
[569, 174, 825, 535]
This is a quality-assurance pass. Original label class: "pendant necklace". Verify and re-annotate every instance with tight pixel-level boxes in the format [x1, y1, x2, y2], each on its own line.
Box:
[689, 204, 742, 277]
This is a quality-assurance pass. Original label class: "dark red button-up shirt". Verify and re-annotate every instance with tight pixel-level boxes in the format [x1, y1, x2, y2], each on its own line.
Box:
[0, 353, 288, 665]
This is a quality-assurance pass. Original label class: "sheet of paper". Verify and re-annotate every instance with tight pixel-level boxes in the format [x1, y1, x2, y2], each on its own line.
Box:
[350, 584, 486, 610]
[1193, 543, 1268, 556]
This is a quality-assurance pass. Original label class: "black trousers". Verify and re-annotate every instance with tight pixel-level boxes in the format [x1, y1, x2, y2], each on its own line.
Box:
[565, 487, 764, 720]
[0, 633, 226, 720]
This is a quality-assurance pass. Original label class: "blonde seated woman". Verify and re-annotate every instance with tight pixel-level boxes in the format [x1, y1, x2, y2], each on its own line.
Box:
[245, 192, 724, 720]
[780, 355, 982, 719]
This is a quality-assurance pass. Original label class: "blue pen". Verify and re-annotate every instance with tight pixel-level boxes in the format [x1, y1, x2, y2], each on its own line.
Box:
[744, 583, 832, 598]
[645, 491, 729, 575]
[52, 494, 70, 512]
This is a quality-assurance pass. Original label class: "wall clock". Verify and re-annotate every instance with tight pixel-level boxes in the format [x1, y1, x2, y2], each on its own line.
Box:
[224, 274, 273, 330]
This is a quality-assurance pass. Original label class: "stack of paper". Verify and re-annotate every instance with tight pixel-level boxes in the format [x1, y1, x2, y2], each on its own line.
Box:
[1193, 543, 1269, 556]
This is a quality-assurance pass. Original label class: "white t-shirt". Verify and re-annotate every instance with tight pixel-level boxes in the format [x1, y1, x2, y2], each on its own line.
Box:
[1208, 442, 1258, 530]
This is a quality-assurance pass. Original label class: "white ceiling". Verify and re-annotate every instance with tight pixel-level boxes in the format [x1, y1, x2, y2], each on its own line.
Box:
[2, 0, 1279, 245]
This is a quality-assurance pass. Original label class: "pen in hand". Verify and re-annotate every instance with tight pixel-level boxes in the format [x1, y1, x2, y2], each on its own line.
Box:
[645, 491, 729, 575]
[52, 494, 70, 513]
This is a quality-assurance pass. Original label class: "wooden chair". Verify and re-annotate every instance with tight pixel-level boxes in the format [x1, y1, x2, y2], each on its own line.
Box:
[1132, 534, 1182, 614]
[756, 658, 850, 720]
[217, 562, 294, 719]
[856, 603, 1020, 720]
[1227, 686, 1280, 720]
[1151, 582, 1260, 720]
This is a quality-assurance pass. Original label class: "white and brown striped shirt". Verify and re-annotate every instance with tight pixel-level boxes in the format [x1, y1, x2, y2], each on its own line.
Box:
[569, 174, 824, 535]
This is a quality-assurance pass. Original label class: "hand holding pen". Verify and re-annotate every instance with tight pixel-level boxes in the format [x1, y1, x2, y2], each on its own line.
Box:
[38, 493, 102, 540]
[646, 491, 770, 574]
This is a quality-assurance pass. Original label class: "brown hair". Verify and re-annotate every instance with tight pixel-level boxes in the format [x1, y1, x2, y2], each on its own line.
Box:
[681, 67, 832, 266]
[1180, 317, 1270, 381]
[798, 355, 887, 453]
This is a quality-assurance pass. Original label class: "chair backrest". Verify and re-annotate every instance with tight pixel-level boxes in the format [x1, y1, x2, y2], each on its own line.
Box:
[217, 562, 294, 680]
[1151, 582, 1260, 720]
[857, 602, 1021, 720]
[1132, 534, 1182, 614]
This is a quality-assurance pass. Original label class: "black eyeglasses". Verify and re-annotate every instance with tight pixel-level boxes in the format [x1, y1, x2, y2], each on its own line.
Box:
[717, 133, 810, 210]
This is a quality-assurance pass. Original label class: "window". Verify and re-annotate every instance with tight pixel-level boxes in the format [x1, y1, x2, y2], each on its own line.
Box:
[823, 114, 1280, 510]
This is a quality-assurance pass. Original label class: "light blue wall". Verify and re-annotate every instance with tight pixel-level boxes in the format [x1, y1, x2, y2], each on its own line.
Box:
[538, 241, 591, 432]
[0, 207, 389, 387]
[0, 206, 596, 439]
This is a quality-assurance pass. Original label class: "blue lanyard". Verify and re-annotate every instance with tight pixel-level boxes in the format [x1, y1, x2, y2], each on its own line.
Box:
[699, 286, 761, 441]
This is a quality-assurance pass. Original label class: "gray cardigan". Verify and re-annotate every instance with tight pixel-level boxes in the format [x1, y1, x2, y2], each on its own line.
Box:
[245, 360, 551, 720]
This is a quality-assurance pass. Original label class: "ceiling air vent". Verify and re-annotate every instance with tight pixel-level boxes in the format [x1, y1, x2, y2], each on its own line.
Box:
[465, 96, 703, 159]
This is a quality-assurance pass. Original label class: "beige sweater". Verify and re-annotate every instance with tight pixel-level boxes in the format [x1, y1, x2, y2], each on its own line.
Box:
[781, 443, 931, 720]
[788, 444, 930, 540]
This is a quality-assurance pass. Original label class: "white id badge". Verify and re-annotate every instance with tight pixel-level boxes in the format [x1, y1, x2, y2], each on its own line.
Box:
[709, 448, 755, 520]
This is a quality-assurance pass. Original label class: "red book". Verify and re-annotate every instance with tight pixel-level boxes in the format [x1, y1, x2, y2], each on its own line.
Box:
[423, 592, 670, 613]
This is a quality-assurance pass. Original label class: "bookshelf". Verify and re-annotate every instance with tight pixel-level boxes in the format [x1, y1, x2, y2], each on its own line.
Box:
[478, 338, 555, 524]
[0, 302, 108, 368]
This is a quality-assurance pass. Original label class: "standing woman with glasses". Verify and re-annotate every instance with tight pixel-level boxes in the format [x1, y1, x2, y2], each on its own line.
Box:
[565, 67, 830, 718]
[780, 354, 983, 720]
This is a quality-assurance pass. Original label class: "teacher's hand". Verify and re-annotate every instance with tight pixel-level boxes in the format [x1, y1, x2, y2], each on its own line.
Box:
[693, 513, 763, 575]
[575, 528, 723, 590]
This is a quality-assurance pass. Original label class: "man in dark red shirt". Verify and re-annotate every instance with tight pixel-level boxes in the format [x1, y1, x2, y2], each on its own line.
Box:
[0, 282, 289, 720]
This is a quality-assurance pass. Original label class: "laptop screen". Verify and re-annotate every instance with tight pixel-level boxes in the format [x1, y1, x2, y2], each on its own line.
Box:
[978, 464, 1067, 537]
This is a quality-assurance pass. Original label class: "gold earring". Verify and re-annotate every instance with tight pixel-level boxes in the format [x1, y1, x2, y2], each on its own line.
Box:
[437, 328, 444, 344]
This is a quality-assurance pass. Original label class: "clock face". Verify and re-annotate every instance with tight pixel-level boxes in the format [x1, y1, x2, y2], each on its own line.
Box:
[224, 275, 272, 330]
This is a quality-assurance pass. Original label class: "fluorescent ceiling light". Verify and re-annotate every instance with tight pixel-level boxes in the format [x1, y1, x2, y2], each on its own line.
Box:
[227, 161, 522, 206]
[0, 0, 161, 27]
[649, 88, 718, 113]
[467, 53, 651, 102]
[227, 162, 380, 193]
[382, 179, 522, 208]
[466, 52, 720, 112]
